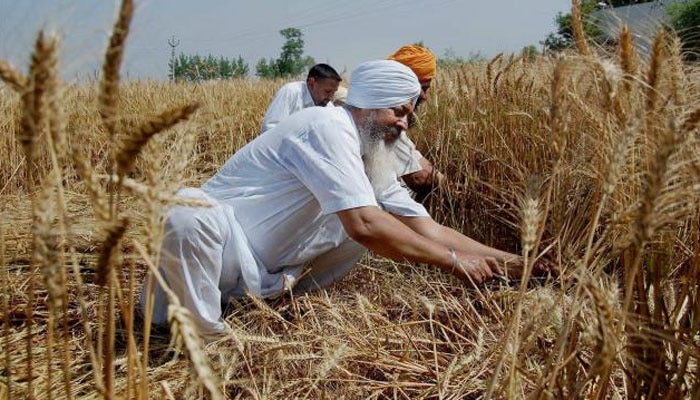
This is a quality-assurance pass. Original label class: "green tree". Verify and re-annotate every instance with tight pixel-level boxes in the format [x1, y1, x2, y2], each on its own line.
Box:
[276, 27, 305, 77]
[255, 58, 277, 79]
[668, 0, 700, 61]
[256, 27, 315, 79]
[231, 56, 249, 79]
[521, 44, 539, 61]
[543, 0, 604, 52]
[436, 48, 484, 68]
[169, 53, 249, 82]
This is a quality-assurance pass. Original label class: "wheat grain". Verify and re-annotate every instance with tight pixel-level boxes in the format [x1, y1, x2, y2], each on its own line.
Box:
[0, 60, 27, 92]
[99, 0, 133, 137]
[96, 218, 128, 287]
[571, 0, 590, 56]
[116, 103, 199, 178]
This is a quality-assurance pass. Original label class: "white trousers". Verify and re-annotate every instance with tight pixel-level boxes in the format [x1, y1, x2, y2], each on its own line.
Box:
[141, 189, 366, 335]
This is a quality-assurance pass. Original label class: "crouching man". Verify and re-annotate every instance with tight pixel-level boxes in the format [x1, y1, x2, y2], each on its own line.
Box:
[141, 60, 550, 337]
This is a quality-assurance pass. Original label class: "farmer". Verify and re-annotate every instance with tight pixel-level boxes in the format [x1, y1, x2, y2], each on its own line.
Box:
[260, 63, 342, 133]
[387, 45, 445, 202]
[142, 60, 549, 336]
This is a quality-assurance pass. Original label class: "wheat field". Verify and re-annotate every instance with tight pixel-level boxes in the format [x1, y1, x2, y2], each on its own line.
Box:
[1, 1, 700, 399]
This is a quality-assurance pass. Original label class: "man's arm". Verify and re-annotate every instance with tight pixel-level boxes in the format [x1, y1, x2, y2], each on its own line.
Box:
[394, 214, 518, 262]
[393, 214, 552, 279]
[336, 206, 503, 284]
[401, 156, 445, 202]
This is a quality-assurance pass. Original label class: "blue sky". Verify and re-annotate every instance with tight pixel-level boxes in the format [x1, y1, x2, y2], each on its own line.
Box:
[0, 0, 571, 81]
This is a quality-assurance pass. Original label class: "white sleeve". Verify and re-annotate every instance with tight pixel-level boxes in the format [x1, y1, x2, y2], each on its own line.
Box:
[376, 180, 429, 217]
[261, 84, 298, 133]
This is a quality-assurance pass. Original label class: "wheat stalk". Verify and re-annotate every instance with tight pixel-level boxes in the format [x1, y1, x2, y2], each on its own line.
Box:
[32, 33, 77, 399]
[583, 121, 637, 269]
[97, 217, 128, 397]
[571, 0, 590, 56]
[99, 0, 133, 137]
[71, 150, 110, 221]
[619, 25, 637, 82]
[116, 103, 199, 178]
[583, 278, 620, 399]
[486, 53, 503, 93]
[668, 33, 685, 106]
[0, 60, 27, 92]
[645, 30, 667, 124]
[1, 224, 12, 398]
[20, 31, 58, 165]
[134, 241, 224, 400]
[14, 30, 61, 399]
[95, 218, 129, 287]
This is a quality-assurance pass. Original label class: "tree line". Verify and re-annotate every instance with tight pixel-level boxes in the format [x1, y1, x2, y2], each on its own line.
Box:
[168, 27, 315, 82]
[170, 1, 700, 82]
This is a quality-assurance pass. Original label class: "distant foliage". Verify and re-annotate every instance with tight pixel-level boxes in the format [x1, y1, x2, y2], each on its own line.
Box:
[543, 1, 658, 53]
[521, 45, 540, 61]
[668, 0, 700, 61]
[436, 47, 485, 68]
[608, 0, 655, 6]
[543, 0, 604, 52]
[169, 53, 249, 82]
[256, 28, 315, 79]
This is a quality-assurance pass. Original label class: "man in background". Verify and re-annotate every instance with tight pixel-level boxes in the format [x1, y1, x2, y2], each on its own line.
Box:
[260, 63, 342, 133]
[388, 45, 445, 202]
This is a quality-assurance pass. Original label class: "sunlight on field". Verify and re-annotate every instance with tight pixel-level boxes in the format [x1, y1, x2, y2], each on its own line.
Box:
[1, 1, 700, 398]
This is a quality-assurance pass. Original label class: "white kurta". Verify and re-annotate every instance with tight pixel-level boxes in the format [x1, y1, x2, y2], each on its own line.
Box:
[260, 81, 333, 134]
[144, 106, 428, 335]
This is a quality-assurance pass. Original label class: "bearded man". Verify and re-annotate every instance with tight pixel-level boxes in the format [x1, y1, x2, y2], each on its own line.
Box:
[142, 60, 547, 337]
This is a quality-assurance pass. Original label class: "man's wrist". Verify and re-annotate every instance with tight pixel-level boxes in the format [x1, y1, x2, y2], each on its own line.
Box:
[449, 247, 458, 272]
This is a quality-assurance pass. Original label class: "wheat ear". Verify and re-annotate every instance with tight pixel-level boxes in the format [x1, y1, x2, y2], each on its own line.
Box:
[17, 30, 61, 399]
[116, 103, 199, 178]
[619, 25, 637, 81]
[0, 60, 28, 92]
[99, 0, 133, 137]
[571, 0, 590, 56]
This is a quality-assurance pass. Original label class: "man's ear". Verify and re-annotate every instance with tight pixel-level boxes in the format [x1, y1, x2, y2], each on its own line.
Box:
[306, 77, 316, 87]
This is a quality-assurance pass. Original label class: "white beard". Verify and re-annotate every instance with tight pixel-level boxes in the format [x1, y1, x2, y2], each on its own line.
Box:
[358, 117, 400, 197]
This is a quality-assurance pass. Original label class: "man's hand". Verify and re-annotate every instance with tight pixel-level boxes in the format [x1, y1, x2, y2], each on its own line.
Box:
[502, 256, 559, 279]
[452, 253, 505, 285]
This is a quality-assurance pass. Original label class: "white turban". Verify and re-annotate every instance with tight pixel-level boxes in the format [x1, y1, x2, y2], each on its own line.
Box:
[346, 60, 421, 109]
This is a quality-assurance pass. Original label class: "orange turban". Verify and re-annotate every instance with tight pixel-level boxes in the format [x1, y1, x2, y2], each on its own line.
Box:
[387, 45, 437, 81]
